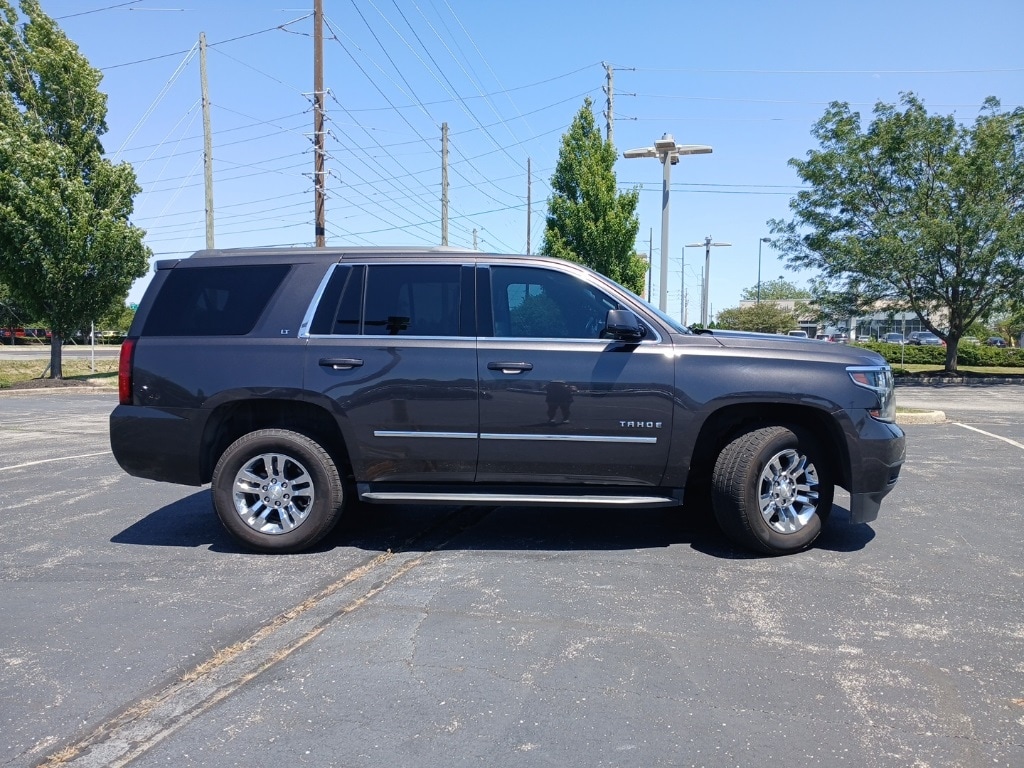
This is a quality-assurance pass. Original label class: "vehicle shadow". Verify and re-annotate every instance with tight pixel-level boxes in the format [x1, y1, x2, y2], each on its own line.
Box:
[111, 490, 874, 559]
[111, 490, 239, 552]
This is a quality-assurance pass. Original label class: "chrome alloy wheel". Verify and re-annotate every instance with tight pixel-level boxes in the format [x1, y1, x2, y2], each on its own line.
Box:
[758, 448, 821, 534]
[231, 452, 315, 535]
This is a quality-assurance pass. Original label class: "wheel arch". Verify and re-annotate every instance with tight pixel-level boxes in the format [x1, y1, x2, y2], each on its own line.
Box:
[684, 402, 852, 496]
[199, 398, 350, 485]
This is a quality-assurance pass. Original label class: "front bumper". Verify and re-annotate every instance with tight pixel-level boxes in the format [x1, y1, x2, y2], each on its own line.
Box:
[847, 418, 905, 524]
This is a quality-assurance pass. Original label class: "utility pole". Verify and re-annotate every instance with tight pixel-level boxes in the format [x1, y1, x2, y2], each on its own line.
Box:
[199, 32, 214, 249]
[680, 246, 684, 323]
[473, 229, 478, 250]
[603, 62, 614, 145]
[313, 0, 325, 246]
[526, 157, 531, 254]
[441, 122, 449, 246]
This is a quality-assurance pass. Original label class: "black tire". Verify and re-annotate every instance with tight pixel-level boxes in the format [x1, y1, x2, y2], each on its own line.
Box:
[711, 426, 833, 555]
[211, 429, 345, 553]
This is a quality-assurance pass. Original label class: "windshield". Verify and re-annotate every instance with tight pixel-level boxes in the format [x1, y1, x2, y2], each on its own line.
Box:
[576, 261, 691, 334]
[631, 295, 691, 334]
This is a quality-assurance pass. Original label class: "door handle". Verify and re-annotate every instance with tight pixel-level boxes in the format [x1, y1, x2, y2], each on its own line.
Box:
[320, 357, 364, 370]
[487, 361, 533, 374]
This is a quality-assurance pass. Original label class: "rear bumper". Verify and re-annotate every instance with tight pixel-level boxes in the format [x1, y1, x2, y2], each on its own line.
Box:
[109, 405, 205, 486]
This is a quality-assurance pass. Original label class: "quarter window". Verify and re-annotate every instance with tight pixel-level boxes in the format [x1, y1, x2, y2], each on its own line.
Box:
[143, 264, 290, 336]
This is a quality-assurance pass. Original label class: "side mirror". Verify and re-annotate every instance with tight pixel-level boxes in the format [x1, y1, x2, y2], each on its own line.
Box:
[604, 309, 645, 342]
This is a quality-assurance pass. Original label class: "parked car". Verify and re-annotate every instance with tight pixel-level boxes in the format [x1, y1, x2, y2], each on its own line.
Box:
[109, 246, 905, 557]
[983, 337, 1007, 348]
[907, 331, 943, 346]
[881, 333, 905, 344]
[786, 329, 808, 338]
[961, 336, 981, 345]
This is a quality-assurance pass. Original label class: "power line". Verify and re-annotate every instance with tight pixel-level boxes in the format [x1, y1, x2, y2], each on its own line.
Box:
[55, 1, 143, 20]
[98, 16, 312, 70]
[630, 65, 1024, 75]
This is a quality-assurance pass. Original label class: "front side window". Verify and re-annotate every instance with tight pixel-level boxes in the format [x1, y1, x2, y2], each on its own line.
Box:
[490, 266, 618, 339]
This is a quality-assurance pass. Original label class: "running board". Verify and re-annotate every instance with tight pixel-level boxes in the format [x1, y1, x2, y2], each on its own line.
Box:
[358, 491, 681, 508]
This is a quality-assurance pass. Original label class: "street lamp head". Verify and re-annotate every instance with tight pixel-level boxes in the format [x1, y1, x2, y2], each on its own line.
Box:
[622, 146, 657, 159]
[654, 133, 677, 153]
[760, 237, 771, 243]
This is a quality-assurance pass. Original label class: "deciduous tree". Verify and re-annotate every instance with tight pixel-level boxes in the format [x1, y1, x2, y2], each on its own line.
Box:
[716, 302, 801, 334]
[0, 0, 149, 377]
[770, 93, 1024, 372]
[739, 278, 811, 302]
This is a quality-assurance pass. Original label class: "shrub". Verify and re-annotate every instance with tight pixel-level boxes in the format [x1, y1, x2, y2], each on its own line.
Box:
[853, 341, 1024, 368]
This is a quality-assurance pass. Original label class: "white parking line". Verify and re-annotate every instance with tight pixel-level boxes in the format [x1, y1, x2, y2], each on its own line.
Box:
[0, 451, 111, 471]
[953, 422, 1024, 450]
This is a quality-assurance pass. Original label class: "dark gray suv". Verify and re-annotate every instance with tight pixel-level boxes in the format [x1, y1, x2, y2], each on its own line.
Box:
[110, 247, 905, 556]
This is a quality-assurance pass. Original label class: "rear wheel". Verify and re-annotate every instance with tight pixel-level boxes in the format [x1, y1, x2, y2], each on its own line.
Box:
[211, 429, 344, 553]
[712, 426, 833, 555]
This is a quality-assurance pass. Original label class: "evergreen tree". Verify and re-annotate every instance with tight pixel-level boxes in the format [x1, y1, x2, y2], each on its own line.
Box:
[541, 97, 645, 295]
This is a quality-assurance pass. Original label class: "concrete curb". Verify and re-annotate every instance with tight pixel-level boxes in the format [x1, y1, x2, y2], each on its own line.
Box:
[0, 384, 116, 396]
[896, 377, 1024, 386]
[895, 409, 947, 425]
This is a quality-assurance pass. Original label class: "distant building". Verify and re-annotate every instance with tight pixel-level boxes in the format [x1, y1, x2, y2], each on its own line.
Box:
[736, 299, 947, 340]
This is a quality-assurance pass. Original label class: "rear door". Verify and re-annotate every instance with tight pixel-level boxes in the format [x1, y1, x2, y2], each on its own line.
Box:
[475, 263, 675, 486]
[303, 262, 478, 484]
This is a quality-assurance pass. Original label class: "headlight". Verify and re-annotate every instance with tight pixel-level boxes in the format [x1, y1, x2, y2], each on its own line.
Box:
[847, 365, 896, 422]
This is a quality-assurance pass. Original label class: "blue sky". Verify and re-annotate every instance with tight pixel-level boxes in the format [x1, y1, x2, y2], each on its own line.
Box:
[35, 0, 1024, 319]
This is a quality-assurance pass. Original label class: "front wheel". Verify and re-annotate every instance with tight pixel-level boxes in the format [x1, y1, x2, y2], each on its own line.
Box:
[211, 429, 345, 553]
[711, 426, 834, 555]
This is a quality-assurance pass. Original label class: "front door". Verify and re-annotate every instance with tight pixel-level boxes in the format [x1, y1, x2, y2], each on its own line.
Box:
[476, 264, 675, 486]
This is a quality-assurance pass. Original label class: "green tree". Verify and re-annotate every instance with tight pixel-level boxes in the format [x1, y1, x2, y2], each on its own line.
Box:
[0, 0, 150, 377]
[739, 278, 811, 302]
[716, 302, 801, 334]
[541, 97, 645, 295]
[769, 93, 1024, 372]
[98, 301, 136, 335]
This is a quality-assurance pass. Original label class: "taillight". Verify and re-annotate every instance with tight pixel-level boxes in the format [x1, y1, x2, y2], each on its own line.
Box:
[118, 338, 136, 405]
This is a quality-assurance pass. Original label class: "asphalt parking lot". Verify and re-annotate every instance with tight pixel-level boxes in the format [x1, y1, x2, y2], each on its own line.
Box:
[1, 387, 1022, 768]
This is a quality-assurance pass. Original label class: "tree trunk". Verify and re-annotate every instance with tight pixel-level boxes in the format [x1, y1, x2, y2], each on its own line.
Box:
[48, 332, 63, 379]
[944, 339, 958, 373]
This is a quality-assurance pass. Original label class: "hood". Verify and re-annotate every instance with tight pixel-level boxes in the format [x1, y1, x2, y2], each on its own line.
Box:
[702, 329, 889, 366]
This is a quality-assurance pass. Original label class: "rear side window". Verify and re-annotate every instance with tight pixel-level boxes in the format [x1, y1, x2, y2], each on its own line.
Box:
[143, 264, 290, 336]
[364, 264, 461, 337]
[309, 265, 364, 335]
[310, 264, 463, 337]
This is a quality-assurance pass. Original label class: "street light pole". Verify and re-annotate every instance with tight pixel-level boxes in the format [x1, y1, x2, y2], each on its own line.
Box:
[623, 134, 712, 312]
[686, 236, 731, 326]
[756, 237, 771, 305]
[659, 148, 671, 313]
